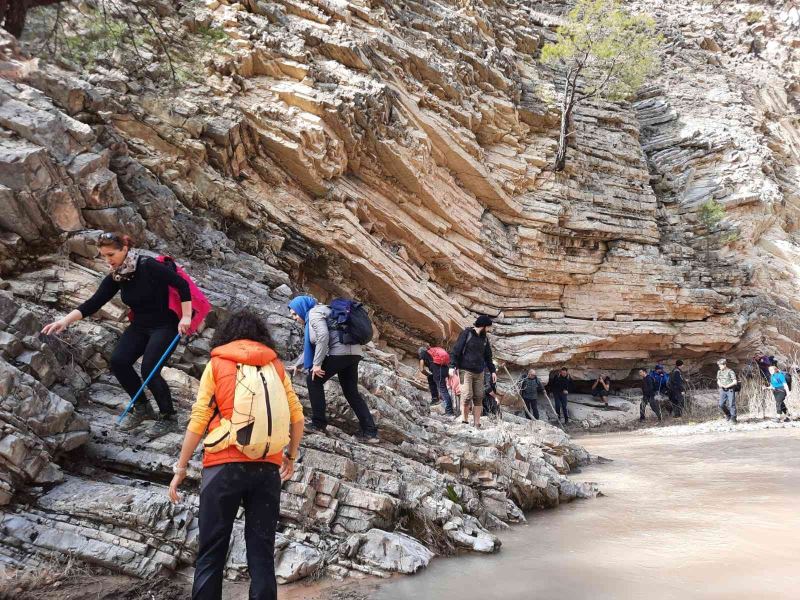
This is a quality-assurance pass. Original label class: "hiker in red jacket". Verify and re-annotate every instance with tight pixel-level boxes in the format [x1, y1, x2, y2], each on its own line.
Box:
[419, 346, 454, 416]
[41, 232, 192, 431]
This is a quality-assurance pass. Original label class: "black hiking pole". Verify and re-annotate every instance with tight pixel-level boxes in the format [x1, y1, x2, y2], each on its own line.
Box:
[117, 333, 182, 424]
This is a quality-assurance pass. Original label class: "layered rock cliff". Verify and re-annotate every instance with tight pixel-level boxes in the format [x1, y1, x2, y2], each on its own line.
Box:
[0, 0, 799, 590]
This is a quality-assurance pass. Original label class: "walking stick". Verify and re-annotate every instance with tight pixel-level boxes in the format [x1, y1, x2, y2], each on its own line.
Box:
[117, 333, 182, 424]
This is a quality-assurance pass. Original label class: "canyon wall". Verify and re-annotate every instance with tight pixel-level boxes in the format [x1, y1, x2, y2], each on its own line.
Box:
[4, 0, 799, 382]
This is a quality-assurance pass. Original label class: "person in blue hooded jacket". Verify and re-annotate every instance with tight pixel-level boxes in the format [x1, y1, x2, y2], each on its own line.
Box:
[287, 295, 378, 443]
[648, 365, 670, 395]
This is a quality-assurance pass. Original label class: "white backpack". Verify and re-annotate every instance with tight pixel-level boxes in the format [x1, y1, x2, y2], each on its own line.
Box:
[203, 362, 291, 459]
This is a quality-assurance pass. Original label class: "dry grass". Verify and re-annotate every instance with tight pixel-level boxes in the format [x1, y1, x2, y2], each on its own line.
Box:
[0, 555, 187, 600]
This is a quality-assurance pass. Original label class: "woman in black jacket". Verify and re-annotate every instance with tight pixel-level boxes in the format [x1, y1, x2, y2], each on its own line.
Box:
[42, 232, 192, 430]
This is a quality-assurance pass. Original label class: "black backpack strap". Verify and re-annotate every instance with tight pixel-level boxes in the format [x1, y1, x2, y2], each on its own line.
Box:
[203, 394, 220, 435]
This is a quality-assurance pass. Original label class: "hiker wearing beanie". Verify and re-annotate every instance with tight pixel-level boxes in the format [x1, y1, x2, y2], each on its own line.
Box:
[41, 232, 192, 431]
[168, 310, 304, 600]
[287, 295, 379, 443]
[449, 315, 496, 428]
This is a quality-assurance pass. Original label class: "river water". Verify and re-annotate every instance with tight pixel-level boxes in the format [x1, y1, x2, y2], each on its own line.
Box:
[373, 426, 800, 600]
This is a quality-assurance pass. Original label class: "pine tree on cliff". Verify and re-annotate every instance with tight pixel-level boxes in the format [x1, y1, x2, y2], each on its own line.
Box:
[541, 0, 661, 172]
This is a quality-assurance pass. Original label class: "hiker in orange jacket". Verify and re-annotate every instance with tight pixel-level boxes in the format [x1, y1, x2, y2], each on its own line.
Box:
[168, 310, 304, 600]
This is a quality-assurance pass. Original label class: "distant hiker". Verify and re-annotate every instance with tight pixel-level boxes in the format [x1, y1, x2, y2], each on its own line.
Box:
[288, 295, 379, 442]
[483, 368, 500, 416]
[591, 374, 611, 407]
[639, 368, 662, 422]
[449, 315, 496, 428]
[418, 345, 454, 416]
[766, 364, 791, 421]
[649, 365, 670, 397]
[716, 358, 738, 423]
[668, 360, 686, 417]
[519, 369, 545, 420]
[168, 310, 304, 600]
[41, 232, 195, 431]
[549, 367, 573, 424]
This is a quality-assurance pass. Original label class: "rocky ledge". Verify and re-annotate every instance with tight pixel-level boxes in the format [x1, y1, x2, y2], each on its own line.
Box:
[0, 286, 595, 584]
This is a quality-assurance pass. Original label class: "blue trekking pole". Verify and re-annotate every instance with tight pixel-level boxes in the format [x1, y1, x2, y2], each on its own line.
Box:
[117, 333, 182, 424]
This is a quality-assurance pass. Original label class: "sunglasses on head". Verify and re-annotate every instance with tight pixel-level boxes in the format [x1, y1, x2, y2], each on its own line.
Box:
[98, 232, 119, 242]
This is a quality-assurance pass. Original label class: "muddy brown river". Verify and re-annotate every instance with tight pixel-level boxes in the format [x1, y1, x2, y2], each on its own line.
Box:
[370, 426, 800, 600]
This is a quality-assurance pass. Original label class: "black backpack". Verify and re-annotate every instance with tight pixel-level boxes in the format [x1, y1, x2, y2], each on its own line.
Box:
[327, 298, 373, 345]
[785, 371, 793, 391]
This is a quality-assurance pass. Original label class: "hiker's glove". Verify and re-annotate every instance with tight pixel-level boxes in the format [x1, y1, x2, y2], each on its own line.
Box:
[449, 368, 455, 377]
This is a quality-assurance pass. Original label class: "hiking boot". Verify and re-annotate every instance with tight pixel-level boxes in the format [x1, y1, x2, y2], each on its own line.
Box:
[304, 423, 327, 435]
[639, 417, 645, 422]
[151, 412, 179, 435]
[355, 432, 380, 444]
[118, 409, 148, 431]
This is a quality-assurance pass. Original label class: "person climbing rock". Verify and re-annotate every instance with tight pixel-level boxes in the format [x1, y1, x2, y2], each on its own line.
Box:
[418, 346, 439, 406]
[716, 358, 738, 423]
[639, 368, 662, 422]
[419, 345, 454, 416]
[549, 367, 573, 424]
[519, 369, 545, 420]
[288, 295, 379, 443]
[592, 374, 611, 407]
[766, 364, 791, 422]
[168, 310, 304, 600]
[449, 315, 496, 428]
[668, 360, 686, 417]
[41, 232, 192, 431]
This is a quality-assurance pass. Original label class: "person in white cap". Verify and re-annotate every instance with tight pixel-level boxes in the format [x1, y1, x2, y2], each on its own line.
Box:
[716, 359, 738, 423]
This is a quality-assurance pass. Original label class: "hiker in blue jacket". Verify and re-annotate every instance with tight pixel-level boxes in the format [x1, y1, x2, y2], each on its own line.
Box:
[649, 365, 670, 396]
[288, 295, 378, 443]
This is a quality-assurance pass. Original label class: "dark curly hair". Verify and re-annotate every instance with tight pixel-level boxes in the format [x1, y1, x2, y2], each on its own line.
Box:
[211, 309, 276, 352]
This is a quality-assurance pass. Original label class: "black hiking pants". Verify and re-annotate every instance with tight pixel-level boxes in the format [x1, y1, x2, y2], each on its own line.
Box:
[109, 320, 178, 415]
[192, 462, 281, 600]
[773, 388, 788, 415]
[426, 372, 439, 403]
[555, 391, 569, 422]
[640, 394, 662, 420]
[307, 355, 378, 436]
[523, 397, 539, 420]
[670, 390, 685, 417]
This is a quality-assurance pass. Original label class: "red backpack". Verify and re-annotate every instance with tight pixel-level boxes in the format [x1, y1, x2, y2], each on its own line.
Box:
[129, 255, 211, 335]
[427, 347, 450, 366]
